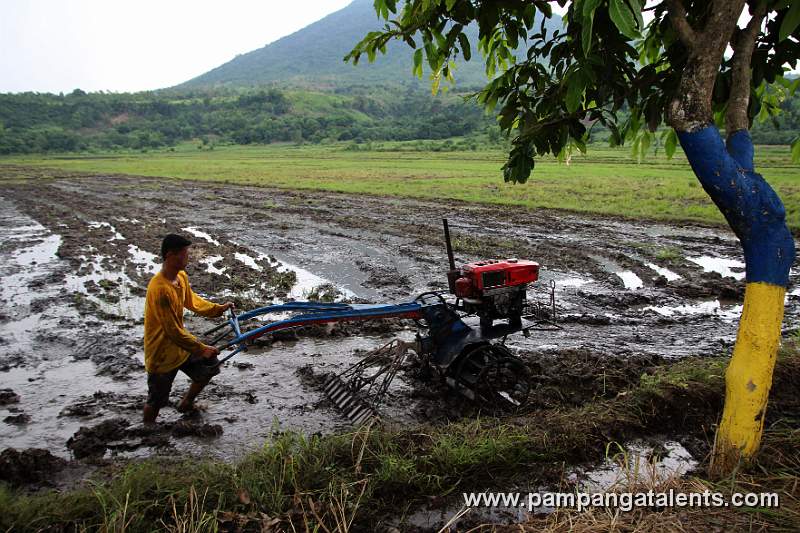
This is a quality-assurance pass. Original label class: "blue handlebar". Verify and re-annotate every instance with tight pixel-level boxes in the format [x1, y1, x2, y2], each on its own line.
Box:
[213, 300, 433, 366]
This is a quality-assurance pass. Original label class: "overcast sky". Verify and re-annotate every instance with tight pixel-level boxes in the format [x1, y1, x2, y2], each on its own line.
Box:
[0, 0, 352, 94]
[1, 2, 790, 95]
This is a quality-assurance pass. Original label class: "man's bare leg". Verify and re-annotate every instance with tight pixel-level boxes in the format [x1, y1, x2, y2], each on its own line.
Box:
[177, 380, 209, 413]
[143, 404, 160, 425]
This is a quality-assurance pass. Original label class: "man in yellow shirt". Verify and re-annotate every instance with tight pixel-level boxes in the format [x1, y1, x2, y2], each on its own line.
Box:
[143, 234, 233, 424]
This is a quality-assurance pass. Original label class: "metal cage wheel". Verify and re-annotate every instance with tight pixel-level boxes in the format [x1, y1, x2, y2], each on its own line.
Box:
[455, 344, 530, 410]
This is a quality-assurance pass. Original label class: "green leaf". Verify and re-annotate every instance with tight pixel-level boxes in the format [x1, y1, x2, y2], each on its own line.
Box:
[373, 0, 388, 19]
[608, 124, 622, 147]
[566, 72, 586, 113]
[664, 128, 677, 159]
[792, 137, 800, 164]
[458, 33, 471, 61]
[609, 0, 640, 40]
[431, 71, 442, 95]
[582, 10, 595, 57]
[625, 112, 641, 142]
[424, 42, 438, 70]
[582, 0, 603, 17]
[446, 0, 457, 10]
[413, 49, 423, 78]
[779, 1, 800, 41]
[628, 0, 644, 34]
[523, 4, 536, 28]
[502, 142, 535, 183]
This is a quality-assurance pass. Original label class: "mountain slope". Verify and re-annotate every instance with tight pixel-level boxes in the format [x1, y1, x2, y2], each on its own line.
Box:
[178, 0, 563, 89]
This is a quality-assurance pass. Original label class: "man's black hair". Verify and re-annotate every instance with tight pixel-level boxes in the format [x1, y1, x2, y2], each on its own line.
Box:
[161, 234, 192, 260]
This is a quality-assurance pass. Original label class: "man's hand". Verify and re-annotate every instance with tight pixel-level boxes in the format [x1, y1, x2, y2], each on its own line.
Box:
[198, 345, 219, 359]
[221, 302, 235, 312]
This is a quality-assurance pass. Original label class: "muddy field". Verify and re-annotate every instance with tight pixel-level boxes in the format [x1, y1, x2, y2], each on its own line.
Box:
[1, 167, 799, 490]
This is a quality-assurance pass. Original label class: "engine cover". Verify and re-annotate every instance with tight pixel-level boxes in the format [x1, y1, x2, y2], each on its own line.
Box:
[461, 259, 539, 293]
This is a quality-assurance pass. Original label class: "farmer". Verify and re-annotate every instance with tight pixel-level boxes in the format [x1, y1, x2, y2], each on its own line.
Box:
[142, 233, 233, 424]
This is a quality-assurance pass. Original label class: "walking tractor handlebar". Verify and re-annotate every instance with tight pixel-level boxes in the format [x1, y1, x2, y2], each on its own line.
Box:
[208, 301, 427, 366]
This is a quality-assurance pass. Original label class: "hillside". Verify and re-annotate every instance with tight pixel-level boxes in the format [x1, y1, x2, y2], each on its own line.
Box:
[0, 88, 496, 154]
[178, 0, 563, 90]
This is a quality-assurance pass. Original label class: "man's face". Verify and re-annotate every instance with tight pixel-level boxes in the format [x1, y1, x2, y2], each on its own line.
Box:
[167, 246, 190, 271]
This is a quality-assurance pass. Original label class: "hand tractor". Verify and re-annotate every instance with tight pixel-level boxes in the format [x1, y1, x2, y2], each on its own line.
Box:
[203, 220, 558, 424]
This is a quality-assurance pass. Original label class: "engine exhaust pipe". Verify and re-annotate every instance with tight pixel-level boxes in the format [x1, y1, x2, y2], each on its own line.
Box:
[443, 218, 459, 293]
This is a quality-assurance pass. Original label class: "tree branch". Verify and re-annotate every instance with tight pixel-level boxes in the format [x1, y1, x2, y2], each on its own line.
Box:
[666, 0, 747, 131]
[665, 0, 697, 47]
[725, 2, 767, 135]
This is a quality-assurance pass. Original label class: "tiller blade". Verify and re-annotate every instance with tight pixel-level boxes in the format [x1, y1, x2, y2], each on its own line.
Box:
[323, 374, 379, 425]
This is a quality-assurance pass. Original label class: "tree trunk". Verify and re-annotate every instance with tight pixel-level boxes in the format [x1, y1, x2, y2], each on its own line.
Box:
[677, 128, 795, 475]
[666, 1, 796, 475]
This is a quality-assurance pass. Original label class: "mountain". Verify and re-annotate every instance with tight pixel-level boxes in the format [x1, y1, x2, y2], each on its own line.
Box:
[178, 0, 563, 90]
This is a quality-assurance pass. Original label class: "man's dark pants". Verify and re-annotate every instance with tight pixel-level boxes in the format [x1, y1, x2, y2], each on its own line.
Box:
[146, 354, 220, 408]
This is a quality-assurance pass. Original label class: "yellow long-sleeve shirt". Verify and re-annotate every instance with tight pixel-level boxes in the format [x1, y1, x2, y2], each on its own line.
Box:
[143, 270, 226, 374]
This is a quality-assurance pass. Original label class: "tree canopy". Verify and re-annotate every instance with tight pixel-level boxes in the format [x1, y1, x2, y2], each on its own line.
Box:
[346, 0, 800, 181]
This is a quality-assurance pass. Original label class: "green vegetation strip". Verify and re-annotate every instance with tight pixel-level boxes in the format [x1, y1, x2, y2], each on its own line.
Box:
[2, 349, 798, 531]
[3, 142, 799, 230]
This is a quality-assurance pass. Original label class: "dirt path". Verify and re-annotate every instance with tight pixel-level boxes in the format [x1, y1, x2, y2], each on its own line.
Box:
[1, 169, 798, 487]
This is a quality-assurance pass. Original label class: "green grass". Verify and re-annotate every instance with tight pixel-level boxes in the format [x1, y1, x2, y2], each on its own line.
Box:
[654, 246, 684, 262]
[2, 141, 799, 229]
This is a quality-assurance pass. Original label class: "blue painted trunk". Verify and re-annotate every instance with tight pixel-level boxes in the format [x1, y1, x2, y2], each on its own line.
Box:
[677, 126, 795, 287]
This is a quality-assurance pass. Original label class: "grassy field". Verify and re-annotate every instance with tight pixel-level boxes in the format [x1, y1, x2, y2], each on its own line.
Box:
[2, 141, 799, 229]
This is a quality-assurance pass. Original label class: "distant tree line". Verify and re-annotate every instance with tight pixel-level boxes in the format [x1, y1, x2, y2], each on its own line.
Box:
[0, 86, 797, 155]
[0, 87, 491, 154]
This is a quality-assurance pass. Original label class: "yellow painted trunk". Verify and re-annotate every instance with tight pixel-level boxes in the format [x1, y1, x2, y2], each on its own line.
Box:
[712, 282, 786, 474]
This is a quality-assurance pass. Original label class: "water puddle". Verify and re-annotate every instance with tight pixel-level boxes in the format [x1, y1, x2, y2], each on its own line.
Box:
[127, 244, 160, 275]
[200, 255, 227, 276]
[64, 255, 146, 319]
[88, 221, 125, 241]
[616, 271, 643, 290]
[234, 252, 263, 271]
[279, 259, 356, 301]
[1, 360, 129, 458]
[557, 276, 591, 288]
[645, 263, 681, 281]
[590, 255, 643, 290]
[0, 233, 62, 307]
[230, 245, 356, 301]
[222, 245, 356, 302]
[644, 300, 743, 321]
[399, 501, 528, 531]
[574, 440, 697, 492]
[687, 256, 745, 280]
[182, 226, 220, 246]
[395, 440, 697, 529]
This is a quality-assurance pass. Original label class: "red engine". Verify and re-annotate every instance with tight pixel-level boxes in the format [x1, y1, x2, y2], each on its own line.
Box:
[441, 219, 540, 331]
[453, 259, 539, 299]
